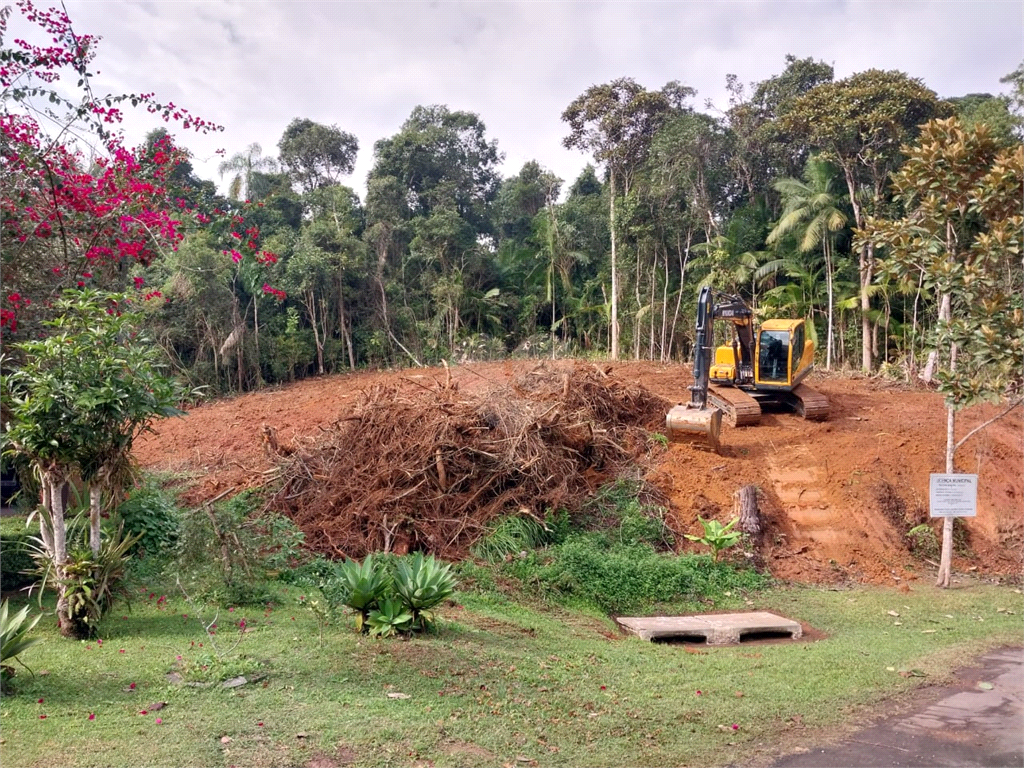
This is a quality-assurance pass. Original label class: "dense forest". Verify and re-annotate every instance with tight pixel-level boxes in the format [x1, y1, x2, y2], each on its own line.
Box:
[3, 5, 1022, 400]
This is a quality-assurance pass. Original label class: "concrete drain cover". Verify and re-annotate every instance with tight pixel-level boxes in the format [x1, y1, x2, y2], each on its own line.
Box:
[616, 611, 802, 645]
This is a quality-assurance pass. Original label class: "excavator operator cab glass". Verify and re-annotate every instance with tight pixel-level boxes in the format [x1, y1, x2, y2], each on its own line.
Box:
[757, 329, 790, 384]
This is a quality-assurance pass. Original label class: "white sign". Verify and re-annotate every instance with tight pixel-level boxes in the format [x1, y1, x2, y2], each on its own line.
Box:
[929, 474, 978, 518]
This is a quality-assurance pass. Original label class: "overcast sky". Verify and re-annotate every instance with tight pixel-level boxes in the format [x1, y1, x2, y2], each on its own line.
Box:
[43, 0, 1024, 198]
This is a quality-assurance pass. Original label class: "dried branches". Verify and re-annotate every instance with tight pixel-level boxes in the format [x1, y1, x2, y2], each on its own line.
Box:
[270, 364, 669, 560]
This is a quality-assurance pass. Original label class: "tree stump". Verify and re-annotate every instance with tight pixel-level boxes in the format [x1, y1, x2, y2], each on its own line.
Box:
[735, 484, 761, 536]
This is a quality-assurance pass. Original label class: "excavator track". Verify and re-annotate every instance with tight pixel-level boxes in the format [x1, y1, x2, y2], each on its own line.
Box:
[708, 385, 762, 427]
[787, 383, 830, 421]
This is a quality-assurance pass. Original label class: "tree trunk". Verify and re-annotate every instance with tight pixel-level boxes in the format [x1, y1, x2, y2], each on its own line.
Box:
[307, 289, 325, 375]
[936, 342, 958, 588]
[252, 298, 262, 387]
[89, 483, 102, 556]
[735, 485, 761, 536]
[824, 237, 834, 371]
[841, 166, 872, 373]
[922, 292, 951, 384]
[338, 272, 355, 370]
[667, 230, 691, 361]
[860, 244, 873, 372]
[609, 172, 619, 360]
[45, 474, 77, 638]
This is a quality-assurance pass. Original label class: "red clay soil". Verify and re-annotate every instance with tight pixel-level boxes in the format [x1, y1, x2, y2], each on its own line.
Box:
[132, 360, 1023, 585]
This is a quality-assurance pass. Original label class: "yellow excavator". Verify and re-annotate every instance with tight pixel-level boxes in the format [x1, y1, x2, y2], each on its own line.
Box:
[666, 286, 829, 449]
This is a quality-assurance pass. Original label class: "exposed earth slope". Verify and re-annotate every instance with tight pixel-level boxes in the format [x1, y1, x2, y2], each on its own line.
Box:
[133, 360, 1023, 585]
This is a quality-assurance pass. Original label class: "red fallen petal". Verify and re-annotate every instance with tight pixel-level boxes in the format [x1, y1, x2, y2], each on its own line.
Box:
[37, 698, 44, 703]
[88, 713, 95, 721]
[140, 710, 148, 715]
[600, 685, 606, 690]
[39, 715, 46, 719]
[155, 718, 163, 724]
[731, 724, 739, 730]
[257, 722, 264, 727]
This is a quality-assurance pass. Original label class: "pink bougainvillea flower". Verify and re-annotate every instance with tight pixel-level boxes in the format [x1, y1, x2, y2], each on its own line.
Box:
[696, 690, 702, 696]
[119, 649, 125, 653]
[600, 685, 606, 690]
[88, 713, 95, 721]
[129, 683, 136, 690]
[37, 698, 44, 704]
[155, 718, 163, 724]
[731, 724, 739, 730]
[140, 710, 148, 715]
[39, 714, 46, 719]
[257, 721, 264, 727]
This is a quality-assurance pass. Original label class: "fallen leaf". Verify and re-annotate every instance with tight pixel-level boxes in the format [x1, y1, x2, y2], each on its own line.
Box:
[921, 629, 937, 634]
[387, 692, 411, 700]
[734, 691, 744, 698]
[886, 666, 896, 672]
[977, 682, 995, 690]
[296, 732, 309, 738]
[887, 610, 900, 617]
[220, 736, 232, 744]
[148, 702, 167, 711]
[893, 621, 902, 626]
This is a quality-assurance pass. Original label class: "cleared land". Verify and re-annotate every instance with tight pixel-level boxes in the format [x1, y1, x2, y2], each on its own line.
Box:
[135, 359, 1023, 585]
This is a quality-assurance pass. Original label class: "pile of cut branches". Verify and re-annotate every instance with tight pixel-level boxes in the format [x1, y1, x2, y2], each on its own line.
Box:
[270, 364, 669, 559]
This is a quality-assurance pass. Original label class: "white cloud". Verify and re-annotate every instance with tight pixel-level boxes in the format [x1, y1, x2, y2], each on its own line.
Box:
[38, 0, 1023, 198]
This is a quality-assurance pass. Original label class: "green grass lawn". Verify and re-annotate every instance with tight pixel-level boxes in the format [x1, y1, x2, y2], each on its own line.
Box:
[2, 579, 1020, 768]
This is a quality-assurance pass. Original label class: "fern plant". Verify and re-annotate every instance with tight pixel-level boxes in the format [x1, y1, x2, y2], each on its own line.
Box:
[393, 552, 456, 629]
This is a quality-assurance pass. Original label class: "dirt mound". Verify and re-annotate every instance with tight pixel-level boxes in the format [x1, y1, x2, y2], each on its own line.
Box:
[270, 364, 666, 559]
[133, 360, 1023, 585]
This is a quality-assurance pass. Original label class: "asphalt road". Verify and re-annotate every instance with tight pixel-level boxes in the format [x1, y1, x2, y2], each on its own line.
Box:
[771, 647, 1024, 768]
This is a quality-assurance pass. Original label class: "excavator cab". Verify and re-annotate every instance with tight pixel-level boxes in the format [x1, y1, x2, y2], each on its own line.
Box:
[754, 319, 813, 388]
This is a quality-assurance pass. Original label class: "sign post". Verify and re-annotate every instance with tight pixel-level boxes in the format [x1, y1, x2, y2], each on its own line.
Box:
[929, 474, 978, 518]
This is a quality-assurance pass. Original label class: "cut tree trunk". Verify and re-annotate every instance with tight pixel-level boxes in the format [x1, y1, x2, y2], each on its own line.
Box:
[735, 485, 761, 537]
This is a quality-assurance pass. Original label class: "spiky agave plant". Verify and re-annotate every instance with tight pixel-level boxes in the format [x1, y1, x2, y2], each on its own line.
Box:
[393, 552, 456, 630]
[366, 598, 414, 638]
[1, 599, 42, 689]
[336, 554, 392, 632]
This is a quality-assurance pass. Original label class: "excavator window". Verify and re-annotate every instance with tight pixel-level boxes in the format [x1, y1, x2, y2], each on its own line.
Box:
[758, 330, 790, 384]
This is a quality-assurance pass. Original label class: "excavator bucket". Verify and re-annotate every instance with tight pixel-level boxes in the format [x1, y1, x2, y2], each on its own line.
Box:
[666, 403, 722, 453]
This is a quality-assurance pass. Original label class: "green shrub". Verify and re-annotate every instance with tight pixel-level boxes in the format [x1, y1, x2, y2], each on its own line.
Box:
[580, 479, 674, 549]
[117, 482, 180, 558]
[1, 517, 39, 590]
[502, 533, 765, 614]
[472, 515, 554, 562]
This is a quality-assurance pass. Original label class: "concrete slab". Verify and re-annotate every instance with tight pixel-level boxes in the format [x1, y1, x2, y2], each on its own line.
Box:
[616, 611, 802, 645]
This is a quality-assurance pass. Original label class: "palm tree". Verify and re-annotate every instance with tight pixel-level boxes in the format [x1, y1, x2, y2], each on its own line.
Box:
[218, 143, 278, 201]
[767, 156, 849, 370]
